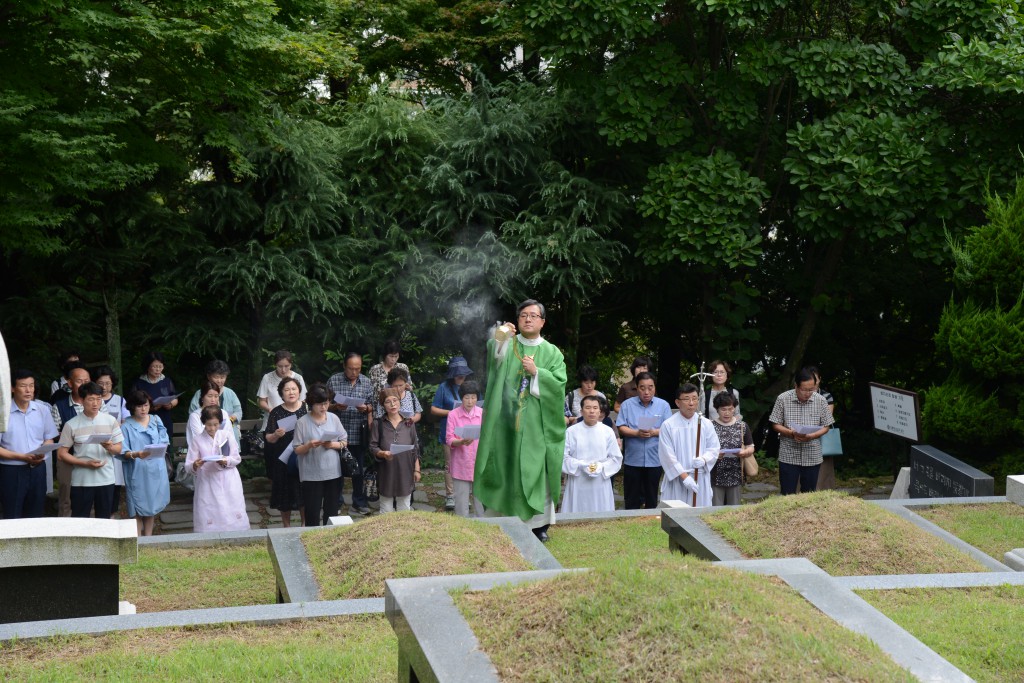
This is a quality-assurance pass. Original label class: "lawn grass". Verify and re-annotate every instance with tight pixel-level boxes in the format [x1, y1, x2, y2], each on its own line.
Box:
[0, 616, 394, 682]
[120, 543, 276, 612]
[859, 585, 1024, 683]
[545, 516, 666, 569]
[704, 490, 987, 575]
[455, 555, 915, 683]
[302, 512, 532, 599]
[915, 502, 1024, 562]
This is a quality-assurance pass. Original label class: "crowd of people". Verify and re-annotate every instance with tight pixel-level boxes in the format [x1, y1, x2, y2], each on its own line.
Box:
[0, 309, 837, 540]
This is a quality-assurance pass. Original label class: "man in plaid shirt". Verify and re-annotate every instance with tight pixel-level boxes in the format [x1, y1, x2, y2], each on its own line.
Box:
[328, 352, 374, 515]
[769, 367, 835, 495]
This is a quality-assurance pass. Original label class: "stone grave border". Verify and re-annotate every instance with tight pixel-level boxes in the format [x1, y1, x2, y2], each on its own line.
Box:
[386, 557, 972, 683]
[269, 516, 562, 603]
[0, 513, 564, 643]
[0, 525, 382, 642]
[875, 497, 1014, 571]
[662, 498, 1016, 572]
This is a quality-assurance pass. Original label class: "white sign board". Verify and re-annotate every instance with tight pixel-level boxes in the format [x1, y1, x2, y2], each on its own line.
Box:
[869, 382, 921, 442]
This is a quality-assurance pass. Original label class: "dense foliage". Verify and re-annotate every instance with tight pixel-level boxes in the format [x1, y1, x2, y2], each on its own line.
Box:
[3, 0, 1023, 474]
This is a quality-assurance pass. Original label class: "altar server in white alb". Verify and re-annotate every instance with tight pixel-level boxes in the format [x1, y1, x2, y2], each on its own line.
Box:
[560, 395, 622, 513]
[659, 384, 720, 507]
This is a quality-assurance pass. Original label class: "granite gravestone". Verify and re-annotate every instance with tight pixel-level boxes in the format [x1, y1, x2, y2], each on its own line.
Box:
[909, 445, 994, 498]
[0, 518, 137, 624]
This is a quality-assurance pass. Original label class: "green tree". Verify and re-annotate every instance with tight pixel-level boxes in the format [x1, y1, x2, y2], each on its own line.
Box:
[499, 0, 1024, 414]
[925, 177, 1024, 459]
[0, 0, 356, 382]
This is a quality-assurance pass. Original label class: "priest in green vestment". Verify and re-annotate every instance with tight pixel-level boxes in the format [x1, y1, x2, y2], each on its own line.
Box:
[474, 299, 567, 537]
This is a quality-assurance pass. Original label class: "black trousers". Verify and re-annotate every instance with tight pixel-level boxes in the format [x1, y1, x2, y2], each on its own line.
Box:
[0, 464, 47, 518]
[303, 477, 341, 526]
[347, 442, 368, 509]
[623, 465, 663, 509]
[779, 461, 821, 495]
[70, 484, 116, 519]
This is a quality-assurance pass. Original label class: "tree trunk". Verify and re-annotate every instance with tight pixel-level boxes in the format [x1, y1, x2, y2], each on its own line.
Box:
[562, 298, 581, 372]
[102, 289, 122, 393]
[244, 302, 265, 420]
[655, 313, 685, 403]
[757, 230, 851, 421]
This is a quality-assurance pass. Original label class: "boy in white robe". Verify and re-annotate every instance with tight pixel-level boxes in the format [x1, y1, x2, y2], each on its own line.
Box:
[560, 395, 622, 513]
[659, 383, 720, 507]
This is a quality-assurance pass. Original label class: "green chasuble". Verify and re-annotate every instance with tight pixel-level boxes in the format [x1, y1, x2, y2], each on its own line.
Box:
[474, 334, 567, 521]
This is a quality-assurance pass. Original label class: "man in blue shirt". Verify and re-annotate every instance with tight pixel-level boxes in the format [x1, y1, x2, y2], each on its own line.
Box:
[0, 370, 59, 518]
[615, 372, 671, 509]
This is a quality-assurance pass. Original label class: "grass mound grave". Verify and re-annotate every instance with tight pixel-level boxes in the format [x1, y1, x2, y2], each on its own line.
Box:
[704, 491, 987, 575]
[302, 512, 532, 599]
[455, 555, 916, 682]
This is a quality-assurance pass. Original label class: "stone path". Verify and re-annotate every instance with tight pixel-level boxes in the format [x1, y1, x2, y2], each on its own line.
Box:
[149, 469, 894, 534]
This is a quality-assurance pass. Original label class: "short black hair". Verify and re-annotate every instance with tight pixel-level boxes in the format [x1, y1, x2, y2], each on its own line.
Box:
[713, 391, 739, 409]
[580, 394, 603, 409]
[382, 340, 401, 357]
[92, 364, 118, 387]
[795, 368, 816, 386]
[274, 349, 293, 364]
[630, 356, 651, 376]
[126, 390, 152, 412]
[675, 383, 698, 399]
[200, 405, 223, 424]
[344, 351, 362, 364]
[577, 365, 599, 383]
[277, 376, 302, 398]
[387, 367, 410, 385]
[78, 382, 104, 398]
[634, 371, 655, 385]
[307, 383, 332, 405]
[460, 380, 480, 398]
[12, 369, 34, 383]
[516, 299, 546, 319]
[141, 351, 166, 374]
[206, 359, 230, 376]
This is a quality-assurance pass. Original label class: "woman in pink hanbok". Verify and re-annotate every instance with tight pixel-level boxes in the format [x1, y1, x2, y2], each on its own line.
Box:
[186, 405, 249, 532]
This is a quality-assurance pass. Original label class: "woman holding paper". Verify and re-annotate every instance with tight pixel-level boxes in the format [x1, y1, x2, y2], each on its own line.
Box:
[119, 390, 172, 535]
[264, 377, 307, 527]
[131, 351, 179, 437]
[186, 405, 249, 532]
[445, 381, 484, 517]
[188, 381, 235, 449]
[371, 388, 420, 513]
[293, 383, 346, 526]
[709, 392, 754, 506]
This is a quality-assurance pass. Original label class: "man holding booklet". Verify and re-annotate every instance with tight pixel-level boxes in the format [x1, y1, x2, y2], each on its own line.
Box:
[57, 381, 124, 518]
[327, 352, 374, 515]
[0, 370, 60, 518]
[769, 368, 835, 495]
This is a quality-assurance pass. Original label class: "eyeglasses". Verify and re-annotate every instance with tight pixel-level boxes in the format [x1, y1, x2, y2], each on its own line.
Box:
[519, 313, 543, 321]
[712, 371, 727, 376]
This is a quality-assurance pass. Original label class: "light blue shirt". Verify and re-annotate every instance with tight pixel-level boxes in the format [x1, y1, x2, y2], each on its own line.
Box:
[616, 396, 671, 467]
[0, 401, 59, 466]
